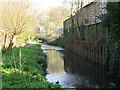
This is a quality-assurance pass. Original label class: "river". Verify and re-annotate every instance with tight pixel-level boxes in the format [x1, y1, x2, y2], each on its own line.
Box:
[41, 44, 104, 88]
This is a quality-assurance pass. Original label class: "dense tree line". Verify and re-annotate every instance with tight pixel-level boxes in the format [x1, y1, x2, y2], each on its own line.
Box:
[37, 7, 70, 38]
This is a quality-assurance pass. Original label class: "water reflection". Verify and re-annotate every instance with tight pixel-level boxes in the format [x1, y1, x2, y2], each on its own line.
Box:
[47, 50, 64, 73]
[43, 45, 105, 88]
[46, 50, 88, 88]
[63, 51, 105, 87]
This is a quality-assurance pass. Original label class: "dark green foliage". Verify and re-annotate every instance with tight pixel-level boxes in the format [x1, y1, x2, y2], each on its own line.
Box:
[103, 2, 120, 84]
[2, 45, 61, 88]
[47, 39, 63, 47]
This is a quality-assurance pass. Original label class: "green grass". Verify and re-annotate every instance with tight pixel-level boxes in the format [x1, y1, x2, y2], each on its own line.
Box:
[2, 44, 61, 88]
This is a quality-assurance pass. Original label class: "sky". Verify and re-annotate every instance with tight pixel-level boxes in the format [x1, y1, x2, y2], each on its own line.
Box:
[30, 0, 64, 10]
[0, 0, 64, 10]
[1, 0, 119, 11]
[30, 0, 94, 11]
[29, 0, 108, 11]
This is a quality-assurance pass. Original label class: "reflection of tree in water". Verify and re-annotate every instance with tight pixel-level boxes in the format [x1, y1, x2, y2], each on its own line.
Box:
[47, 50, 64, 73]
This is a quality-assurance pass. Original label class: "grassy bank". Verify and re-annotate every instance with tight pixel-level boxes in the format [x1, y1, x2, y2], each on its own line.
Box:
[47, 39, 63, 47]
[2, 44, 60, 88]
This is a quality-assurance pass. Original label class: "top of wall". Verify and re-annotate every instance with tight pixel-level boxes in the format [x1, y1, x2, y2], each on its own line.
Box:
[64, 1, 107, 29]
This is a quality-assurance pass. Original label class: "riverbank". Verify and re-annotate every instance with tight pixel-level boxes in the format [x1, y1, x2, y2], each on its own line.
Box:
[47, 39, 63, 47]
[2, 44, 60, 88]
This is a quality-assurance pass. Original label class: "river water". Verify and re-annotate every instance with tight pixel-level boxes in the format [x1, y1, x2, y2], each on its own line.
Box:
[41, 44, 104, 88]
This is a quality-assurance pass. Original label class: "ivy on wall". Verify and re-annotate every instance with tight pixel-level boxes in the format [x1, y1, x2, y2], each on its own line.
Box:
[103, 2, 120, 84]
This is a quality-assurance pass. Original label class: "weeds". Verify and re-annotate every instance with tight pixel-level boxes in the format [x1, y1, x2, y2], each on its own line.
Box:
[2, 44, 60, 88]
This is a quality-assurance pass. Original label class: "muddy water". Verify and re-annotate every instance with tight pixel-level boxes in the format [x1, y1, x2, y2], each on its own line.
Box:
[41, 44, 104, 88]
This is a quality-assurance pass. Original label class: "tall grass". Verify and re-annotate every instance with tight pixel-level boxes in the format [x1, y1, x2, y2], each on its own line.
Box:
[2, 44, 60, 88]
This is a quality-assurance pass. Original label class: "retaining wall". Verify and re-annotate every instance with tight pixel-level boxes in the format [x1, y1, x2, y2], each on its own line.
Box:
[63, 2, 107, 65]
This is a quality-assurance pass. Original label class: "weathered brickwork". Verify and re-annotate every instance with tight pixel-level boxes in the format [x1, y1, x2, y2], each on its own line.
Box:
[63, 2, 107, 42]
[63, 2, 107, 65]
[64, 2, 107, 29]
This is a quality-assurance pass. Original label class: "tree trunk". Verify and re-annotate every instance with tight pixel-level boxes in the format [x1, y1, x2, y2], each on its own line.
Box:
[7, 34, 14, 50]
[76, 12, 80, 38]
[3, 34, 7, 49]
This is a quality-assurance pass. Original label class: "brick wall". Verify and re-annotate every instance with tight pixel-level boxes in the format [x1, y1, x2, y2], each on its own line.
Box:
[63, 2, 107, 64]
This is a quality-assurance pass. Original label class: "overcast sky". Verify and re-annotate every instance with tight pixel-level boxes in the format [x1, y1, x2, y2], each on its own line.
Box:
[1, 0, 119, 11]
[30, 0, 64, 10]
[0, 0, 64, 10]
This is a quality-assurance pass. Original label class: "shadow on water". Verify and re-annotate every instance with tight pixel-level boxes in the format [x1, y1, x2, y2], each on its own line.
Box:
[63, 50, 105, 88]
[41, 44, 105, 88]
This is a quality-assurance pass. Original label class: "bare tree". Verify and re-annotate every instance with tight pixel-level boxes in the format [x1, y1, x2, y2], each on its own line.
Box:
[0, 1, 37, 50]
[63, 0, 84, 39]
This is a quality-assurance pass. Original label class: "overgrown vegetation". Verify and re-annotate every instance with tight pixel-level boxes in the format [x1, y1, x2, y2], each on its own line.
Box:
[2, 44, 60, 88]
[47, 39, 63, 47]
[103, 2, 120, 87]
